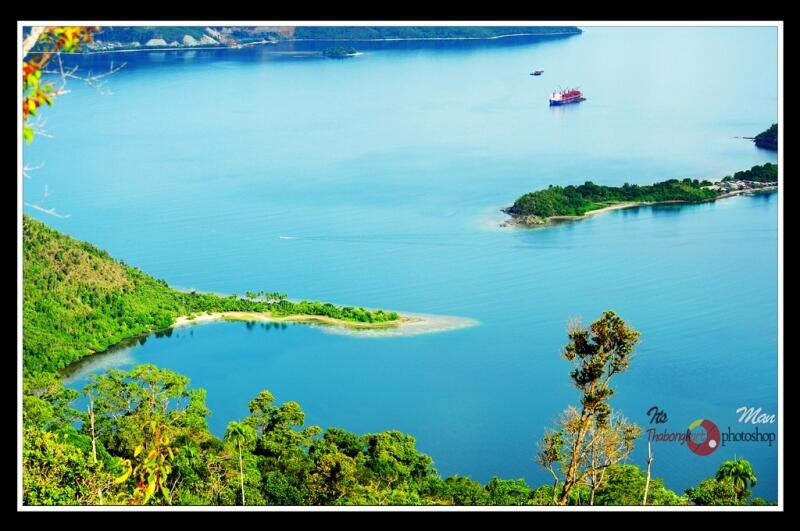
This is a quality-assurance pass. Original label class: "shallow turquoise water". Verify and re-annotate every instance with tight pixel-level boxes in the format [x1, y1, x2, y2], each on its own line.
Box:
[26, 27, 779, 499]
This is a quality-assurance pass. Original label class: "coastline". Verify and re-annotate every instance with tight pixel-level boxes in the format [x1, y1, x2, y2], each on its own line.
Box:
[172, 310, 478, 338]
[60, 309, 477, 378]
[172, 311, 417, 330]
[286, 31, 581, 42]
[502, 185, 777, 228]
[67, 31, 581, 56]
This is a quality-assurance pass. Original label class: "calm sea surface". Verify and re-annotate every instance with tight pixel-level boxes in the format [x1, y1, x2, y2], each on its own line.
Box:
[25, 27, 779, 499]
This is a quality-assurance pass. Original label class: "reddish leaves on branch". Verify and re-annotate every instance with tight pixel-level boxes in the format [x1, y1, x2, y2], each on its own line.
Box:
[22, 26, 97, 142]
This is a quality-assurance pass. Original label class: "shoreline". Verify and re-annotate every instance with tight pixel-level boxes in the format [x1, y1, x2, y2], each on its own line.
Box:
[66, 31, 581, 55]
[502, 185, 777, 228]
[286, 31, 581, 42]
[60, 309, 477, 379]
[172, 310, 479, 337]
[172, 311, 419, 330]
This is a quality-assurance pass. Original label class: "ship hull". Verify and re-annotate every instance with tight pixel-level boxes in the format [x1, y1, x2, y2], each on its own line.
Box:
[549, 96, 583, 106]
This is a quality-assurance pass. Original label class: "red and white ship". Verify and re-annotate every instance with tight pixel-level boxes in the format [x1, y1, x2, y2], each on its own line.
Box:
[549, 87, 584, 106]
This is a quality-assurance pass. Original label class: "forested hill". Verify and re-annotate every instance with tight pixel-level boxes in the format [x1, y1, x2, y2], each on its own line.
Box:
[22, 216, 397, 374]
[754, 124, 777, 150]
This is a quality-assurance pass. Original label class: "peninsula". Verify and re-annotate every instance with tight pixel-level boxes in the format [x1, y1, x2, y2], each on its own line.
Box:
[503, 163, 777, 227]
[23, 216, 407, 374]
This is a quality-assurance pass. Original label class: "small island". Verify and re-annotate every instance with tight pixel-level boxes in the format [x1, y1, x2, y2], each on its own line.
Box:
[754, 124, 777, 151]
[503, 163, 777, 227]
[322, 46, 358, 58]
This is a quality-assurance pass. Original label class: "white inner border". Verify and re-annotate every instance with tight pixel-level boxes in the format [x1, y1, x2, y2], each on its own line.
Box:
[17, 20, 783, 512]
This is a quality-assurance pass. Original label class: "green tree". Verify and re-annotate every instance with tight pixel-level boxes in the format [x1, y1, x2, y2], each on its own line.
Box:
[537, 311, 641, 505]
[593, 464, 685, 506]
[715, 457, 757, 501]
[440, 476, 489, 505]
[23, 427, 115, 505]
[685, 477, 741, 506]
[22, 372, 81, 431]
[82, 365, 209, 457]
[484, 477, 532, 505]
[308, 451, 359, 503]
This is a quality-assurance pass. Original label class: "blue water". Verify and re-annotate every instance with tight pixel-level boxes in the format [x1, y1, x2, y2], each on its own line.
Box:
[26, 27, 779, 500]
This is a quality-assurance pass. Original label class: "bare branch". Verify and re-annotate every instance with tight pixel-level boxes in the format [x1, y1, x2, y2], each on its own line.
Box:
[23, 26, 48, 57]
[42, 57, 126, 96]
[26, 116, 53, 139]
[22, 162, 45, 180]
[24, 202, 70, 219]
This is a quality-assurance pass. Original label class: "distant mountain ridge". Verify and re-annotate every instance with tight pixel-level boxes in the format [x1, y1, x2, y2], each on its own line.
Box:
[86, 26, 582, 51]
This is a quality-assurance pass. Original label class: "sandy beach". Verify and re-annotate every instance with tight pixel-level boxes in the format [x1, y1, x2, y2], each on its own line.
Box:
[172, 310, 476, 337]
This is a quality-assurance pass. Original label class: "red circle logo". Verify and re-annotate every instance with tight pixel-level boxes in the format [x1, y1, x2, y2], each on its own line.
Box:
[686, 418, 720, 456]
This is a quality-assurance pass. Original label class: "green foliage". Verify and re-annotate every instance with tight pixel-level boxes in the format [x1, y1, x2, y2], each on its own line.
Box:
[22, 372, 81, 430]
[510, 178, 720, 218]
[269, 299, 399, 323]
[83, 365, 198, 455]
[94, 26, 207, 43]
[594, 465, 686, 506]
[685, 477, 741, 506]
[23, 215, 398, 374]
[510, 164, 778, 219]
[720, 163, 778, 183]
[22, 427, 115, 505]
[715, 457, 758, 500]
[439, 476, 490, 505]
[113, 420, 176, 505]
[484, 477, 533, 505]
[28, 363, 773, 506]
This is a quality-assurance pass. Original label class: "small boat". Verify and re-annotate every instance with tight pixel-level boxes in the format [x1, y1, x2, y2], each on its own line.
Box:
[530, 70, 544, 76]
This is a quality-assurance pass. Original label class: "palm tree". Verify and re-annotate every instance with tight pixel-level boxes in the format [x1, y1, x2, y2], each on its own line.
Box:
[225, 421, 255, 505]
[715, 457, 757, 500]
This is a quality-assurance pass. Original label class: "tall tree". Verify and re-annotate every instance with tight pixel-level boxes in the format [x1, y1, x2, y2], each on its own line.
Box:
[643, 442, 653, 505]
[536, 310, 641, 505]
[225, 421, 256, 505]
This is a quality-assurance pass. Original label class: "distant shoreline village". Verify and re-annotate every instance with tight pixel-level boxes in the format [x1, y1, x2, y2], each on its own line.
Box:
[62, 26, 583, 53]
